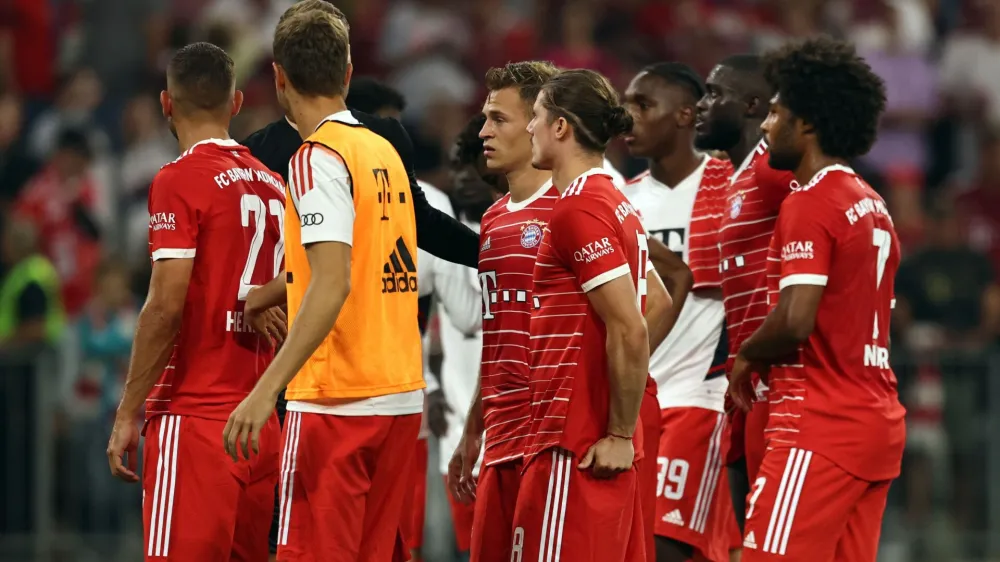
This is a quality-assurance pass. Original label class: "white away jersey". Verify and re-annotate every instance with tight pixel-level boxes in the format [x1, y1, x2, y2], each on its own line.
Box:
[621, 156, 731, 411]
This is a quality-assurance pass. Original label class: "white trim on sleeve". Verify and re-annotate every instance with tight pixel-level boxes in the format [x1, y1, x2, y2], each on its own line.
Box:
[151, 248, 196, 261]
[645, 259, 655, 274]
[779, 273, 828, 290]
[581, 263, 631, 293]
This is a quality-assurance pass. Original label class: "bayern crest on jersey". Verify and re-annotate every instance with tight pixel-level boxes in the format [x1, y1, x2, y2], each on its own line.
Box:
[730, 192, 744, 219]
[520, 221, 544, 248]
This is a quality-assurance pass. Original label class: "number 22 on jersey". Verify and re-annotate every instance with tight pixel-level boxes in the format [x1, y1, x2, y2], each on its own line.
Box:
[238, 193, 285, 300]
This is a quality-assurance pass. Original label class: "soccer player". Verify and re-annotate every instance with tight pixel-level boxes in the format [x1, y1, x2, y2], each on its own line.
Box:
[222, 10, 422, 562]
[242, 0, 480, 270]
[731, 37, 904, 562]
[106, 42, 286, 561]
[622, 63, 740, 562]
[510, 68, 649, 562]
[693, 54, 797, 530]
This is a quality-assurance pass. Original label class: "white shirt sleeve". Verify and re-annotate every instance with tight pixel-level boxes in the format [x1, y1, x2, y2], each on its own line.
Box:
[290, 146, 355, 246]
[432, 261, 482, 336]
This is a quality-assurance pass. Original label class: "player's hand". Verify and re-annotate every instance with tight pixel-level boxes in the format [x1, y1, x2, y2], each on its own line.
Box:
[578, 435, 634, 479]
[427, 389, 451, 438]
[448, 428, 482, 504]
[245, 287, 287, 347]
[223, 388, 277, 462]
[107, 415, 141, 483]
[729, 354, 768, 413]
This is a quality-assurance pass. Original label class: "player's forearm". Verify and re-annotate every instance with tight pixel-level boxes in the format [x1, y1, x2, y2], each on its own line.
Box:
[253, 277, 348, 398]
[463, 382, 484, 437]
[738, 309, 801, 363]
[605, 320, 649, 437]
[249, 275, 287, 309]
[117, 302, 182, 419]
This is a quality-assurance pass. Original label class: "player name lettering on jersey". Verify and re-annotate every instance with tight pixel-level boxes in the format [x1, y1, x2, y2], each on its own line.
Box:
[574, 237, 615, 263]
[864, 344, 890, 369]
[225, 310, 254, 333]
[214, 167, 285, 192]
[614, 199, 640, 223]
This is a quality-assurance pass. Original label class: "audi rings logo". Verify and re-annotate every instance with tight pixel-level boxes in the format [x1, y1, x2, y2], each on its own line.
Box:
[301, 213, 324, 226]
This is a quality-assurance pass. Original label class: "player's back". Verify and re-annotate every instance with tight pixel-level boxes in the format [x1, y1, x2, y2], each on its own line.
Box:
[720, 139, 797, 358]
[623, 157, 731, 411]
[477, 182, 559, 466]
[765, 165, 906, 481]
[525, 170, 648, 463]
[147, 139, 285, 421]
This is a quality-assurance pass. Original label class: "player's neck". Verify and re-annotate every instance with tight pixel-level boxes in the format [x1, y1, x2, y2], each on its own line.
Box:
[552, 153, 603, 194]
[175, 122, 232, 153]
[649, 142, 703, 188]
[727, 120, 765, 168]
[506, 166, 551, 203]
[289, 96, 348, 140]
[795, 151, 849, 186]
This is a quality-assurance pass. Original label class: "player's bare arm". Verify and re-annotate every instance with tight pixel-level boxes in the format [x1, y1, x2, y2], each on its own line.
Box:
[108, 258, 194, 482]
[223, 241, 351, 461]
[729, 284, 824, 411]
[644, 268, 674, 350]
[578, 274, 650, 478]
[449, 381, 484, 503]
[648, 236, 694, 340]
[245, 275, 288, 345]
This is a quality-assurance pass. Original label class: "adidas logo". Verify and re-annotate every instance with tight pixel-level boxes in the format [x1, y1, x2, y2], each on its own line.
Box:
[661, 509, 684, 526]
[382, 237, 418, 294]
[481, 236, 491, 251]
[743, 531, 757, 550]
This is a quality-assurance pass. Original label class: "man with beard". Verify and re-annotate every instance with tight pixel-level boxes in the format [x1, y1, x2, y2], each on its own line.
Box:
[693, 55, 797, 533]
[732, 37, 903, 562]
[622, 62, 740, 562]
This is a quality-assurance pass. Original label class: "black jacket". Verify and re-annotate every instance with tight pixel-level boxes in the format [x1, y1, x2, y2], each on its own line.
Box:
[242, 112, 479, 268]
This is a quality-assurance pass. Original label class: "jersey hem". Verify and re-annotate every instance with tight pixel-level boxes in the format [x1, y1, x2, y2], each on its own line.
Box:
[284, 379, 426, 401]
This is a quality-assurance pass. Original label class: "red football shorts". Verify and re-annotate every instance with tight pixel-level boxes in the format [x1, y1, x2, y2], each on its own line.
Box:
[653, 408, 731, 562]
[637, 389, 661, 562]
[401, 438, 429, 551]
[142, 413, 280, 561]
[444, 475, 475, 552]
[742, 447, 891, 561]
[744, 401, 769, 481]
[469, 459, 522, 562]
[275, 411, 421, 562]
[510, 448, 645, 562]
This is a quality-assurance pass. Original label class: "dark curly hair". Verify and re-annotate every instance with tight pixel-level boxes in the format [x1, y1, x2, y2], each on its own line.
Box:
[763, 37, 886, 160]
[451, 113, 487, 169]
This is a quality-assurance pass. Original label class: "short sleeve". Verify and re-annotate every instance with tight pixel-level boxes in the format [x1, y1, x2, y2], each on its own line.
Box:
[550, 197, 629, 293]
[289, 144, 355, 246]
[775, 194, 835, 290]
[148, 167, 201, 261]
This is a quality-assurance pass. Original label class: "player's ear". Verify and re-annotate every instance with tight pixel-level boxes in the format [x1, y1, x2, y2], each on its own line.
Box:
[554, 116, 569, 141]
[745, 95, 761, 118]
[676, 105, 695, 128]
[273, 63, 285, 91]
[159, 91, 171, 119]
[232, 90, 244, 117]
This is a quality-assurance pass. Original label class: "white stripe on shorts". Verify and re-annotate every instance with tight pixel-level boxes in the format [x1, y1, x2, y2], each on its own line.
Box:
[147, 415, 180, 557]
[538, 449, 572, 562]
[762, 447, 812, 554]
[277, 412, 303, 546]
[690, 413, 726, 533]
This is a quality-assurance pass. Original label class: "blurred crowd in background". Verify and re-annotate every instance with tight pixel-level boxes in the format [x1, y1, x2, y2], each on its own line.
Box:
[1, 0, 1000, 560]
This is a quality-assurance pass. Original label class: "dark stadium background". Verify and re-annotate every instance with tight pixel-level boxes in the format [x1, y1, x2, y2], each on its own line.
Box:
[1, 0, 999, 560]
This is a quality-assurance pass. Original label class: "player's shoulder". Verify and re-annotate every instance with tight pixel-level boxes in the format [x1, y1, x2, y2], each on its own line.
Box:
[623, 170, 651, 195]
[350, 109, 411, 154]
[752, 149, 797, 192]
[481, 194, 511, 225]
[703, 156, 735, 185]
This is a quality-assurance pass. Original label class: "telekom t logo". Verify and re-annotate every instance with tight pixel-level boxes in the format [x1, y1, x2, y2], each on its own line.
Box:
[479, 271, 497, 320]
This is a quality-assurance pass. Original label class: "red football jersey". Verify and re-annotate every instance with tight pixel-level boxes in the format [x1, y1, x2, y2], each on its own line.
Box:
[523, 169, 650, 464]
[764, 165, 906, 481]
[145, 139, 286, 421]
[720, 140, 797, 366]
[477, 182, 560, 467]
